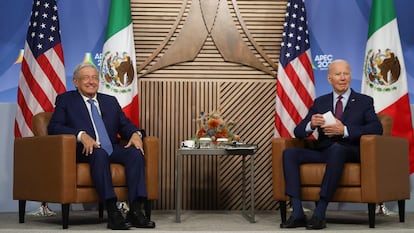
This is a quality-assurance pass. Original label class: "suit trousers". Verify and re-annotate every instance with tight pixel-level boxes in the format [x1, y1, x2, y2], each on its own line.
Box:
[76, 144, 147, 203]
[282, 143, 359, 201]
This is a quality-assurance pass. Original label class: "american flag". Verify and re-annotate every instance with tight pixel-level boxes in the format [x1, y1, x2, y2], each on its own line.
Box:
[275, 0, 315, 138]
[14, 0, 66, 137]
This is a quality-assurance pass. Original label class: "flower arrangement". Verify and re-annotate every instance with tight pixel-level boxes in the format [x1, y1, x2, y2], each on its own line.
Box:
[195, 110, 239, 143]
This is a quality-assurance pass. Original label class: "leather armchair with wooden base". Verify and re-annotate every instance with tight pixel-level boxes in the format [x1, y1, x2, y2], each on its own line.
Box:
[13, 112, 159, 229]
[272, 114, 410, 228]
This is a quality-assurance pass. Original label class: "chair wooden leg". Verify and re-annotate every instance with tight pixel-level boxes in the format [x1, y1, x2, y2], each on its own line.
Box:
[61, 204, 70, 229]
[280, 201, 287, 223]
[98, 202, 104, 221]
[398, 200, 405, 222]
[368, 203, 375, 228]
[144, 200, 152, 220]
[18, 200, 26, 223]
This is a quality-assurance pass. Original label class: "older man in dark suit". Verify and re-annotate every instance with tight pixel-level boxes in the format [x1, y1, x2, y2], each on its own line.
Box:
[48, 62, 154, 230]
[280, 59, 383, 230]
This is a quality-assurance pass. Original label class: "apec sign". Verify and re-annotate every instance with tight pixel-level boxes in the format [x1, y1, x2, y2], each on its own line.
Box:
[314, 54, 333, 71]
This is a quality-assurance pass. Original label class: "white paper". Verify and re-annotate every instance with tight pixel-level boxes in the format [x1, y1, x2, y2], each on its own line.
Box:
[322, 111, 336, 126]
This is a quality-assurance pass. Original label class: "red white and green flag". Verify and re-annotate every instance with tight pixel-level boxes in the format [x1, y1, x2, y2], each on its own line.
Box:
[362, 0, 414, 173]
[99, 0, 139, 127]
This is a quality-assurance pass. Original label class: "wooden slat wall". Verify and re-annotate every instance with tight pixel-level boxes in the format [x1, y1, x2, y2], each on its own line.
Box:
[133, 0, 287, 210]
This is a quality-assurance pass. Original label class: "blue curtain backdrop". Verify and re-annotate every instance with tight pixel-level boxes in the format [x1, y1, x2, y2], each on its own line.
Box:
[1, 0, 414, 102]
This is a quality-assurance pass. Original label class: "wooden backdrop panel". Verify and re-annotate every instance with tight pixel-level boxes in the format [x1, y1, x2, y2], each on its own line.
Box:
[134, 0, 286, 210]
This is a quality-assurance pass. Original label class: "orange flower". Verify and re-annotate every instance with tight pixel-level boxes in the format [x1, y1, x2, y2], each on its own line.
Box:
[207, 119, 221, 129]
[196, 128, 207, 138]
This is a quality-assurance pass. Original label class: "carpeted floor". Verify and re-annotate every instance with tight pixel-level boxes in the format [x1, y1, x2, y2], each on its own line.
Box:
[0, 210, 413, 232]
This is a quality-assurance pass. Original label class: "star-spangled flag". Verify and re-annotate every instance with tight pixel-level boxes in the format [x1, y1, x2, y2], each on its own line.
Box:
[275, 0, 315, 138]
[362, 0, 414, 173]
[15, 0, 66, 137]
[99, 0, 139, 127]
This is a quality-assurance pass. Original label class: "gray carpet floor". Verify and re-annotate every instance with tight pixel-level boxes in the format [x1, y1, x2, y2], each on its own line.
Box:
[0, 210, 413, 232]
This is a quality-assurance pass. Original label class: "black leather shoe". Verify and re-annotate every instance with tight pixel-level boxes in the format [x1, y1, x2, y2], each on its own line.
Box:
[107, 209, 130, 230]
[306, 216, 326, 230]
[127, 209, 156, 228]
[280, 216, 307, 228]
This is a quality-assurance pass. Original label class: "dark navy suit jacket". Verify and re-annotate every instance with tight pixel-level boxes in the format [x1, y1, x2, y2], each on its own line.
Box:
[47, 91, 148, 201]
[294, 89, 383, 150]
[48, 90, 142, 147]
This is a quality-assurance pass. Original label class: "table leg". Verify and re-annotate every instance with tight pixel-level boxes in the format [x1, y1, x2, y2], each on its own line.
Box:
[175, 152, 182, 223]
[242, 155, 247, 212]
[249, 154, 255, 223]
[241, 154, 256, 223]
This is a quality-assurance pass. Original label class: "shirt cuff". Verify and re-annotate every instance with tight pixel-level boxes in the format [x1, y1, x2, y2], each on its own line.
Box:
[305, 121, 313, 133]
[343, 126, 349, 138]
[77, 131, 85, 142]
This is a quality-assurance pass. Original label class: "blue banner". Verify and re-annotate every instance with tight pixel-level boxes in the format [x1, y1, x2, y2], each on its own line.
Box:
[0, 0, 108, 102]
[305, 0, 414, 99]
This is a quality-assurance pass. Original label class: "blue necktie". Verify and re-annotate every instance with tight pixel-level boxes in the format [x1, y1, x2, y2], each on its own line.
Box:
[87, 99, 113, 155]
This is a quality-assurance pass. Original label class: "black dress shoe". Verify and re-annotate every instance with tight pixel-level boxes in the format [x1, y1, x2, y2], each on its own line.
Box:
[127, 209, 156, 228]
[280, 216, 307, 228]
[306, 216, 326, 230]
[107, 209, 130, 230]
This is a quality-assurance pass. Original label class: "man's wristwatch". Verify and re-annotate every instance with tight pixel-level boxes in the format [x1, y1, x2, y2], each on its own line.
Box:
[136, 131, 143, 138]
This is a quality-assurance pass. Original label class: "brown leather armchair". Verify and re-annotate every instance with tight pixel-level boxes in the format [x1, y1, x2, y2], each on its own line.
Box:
[13, 112, 159, 229]
[272, 114, 410, 228]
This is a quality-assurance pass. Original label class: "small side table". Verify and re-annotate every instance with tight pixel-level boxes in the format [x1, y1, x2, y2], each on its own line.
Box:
[175, 145, 257, 223]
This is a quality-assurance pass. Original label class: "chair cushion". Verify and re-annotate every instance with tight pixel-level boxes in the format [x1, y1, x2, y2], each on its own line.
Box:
[77, 163, 127, 187]
[300, 163, 361, 186]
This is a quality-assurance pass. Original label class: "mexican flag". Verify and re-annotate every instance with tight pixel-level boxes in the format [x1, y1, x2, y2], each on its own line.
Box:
[99, 0, 139, 127]
[362, 0, 414, 173]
